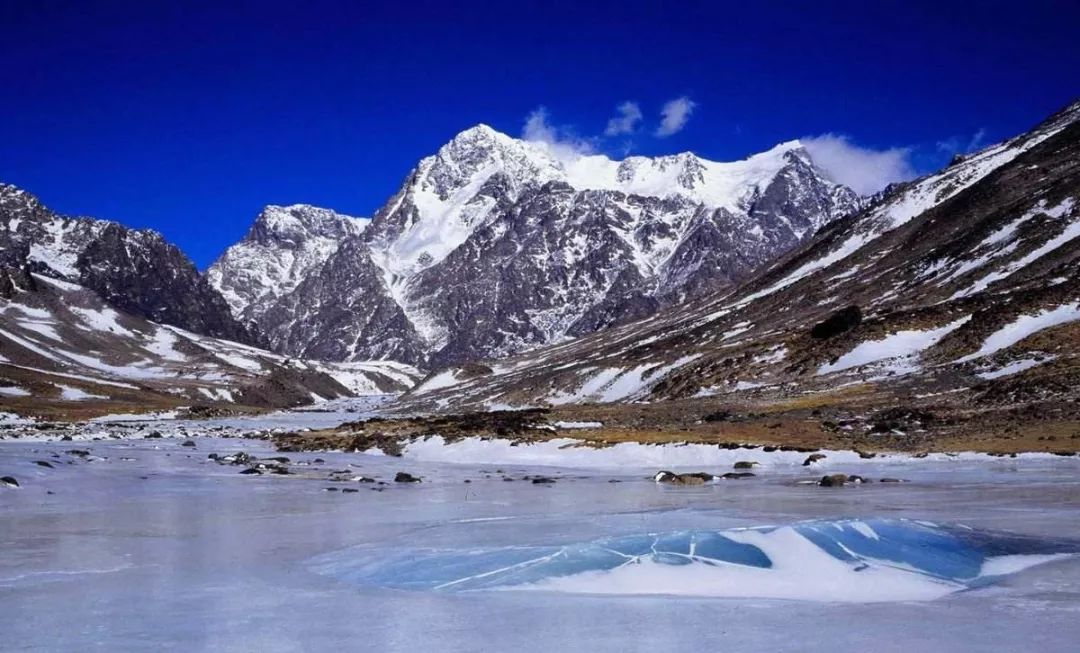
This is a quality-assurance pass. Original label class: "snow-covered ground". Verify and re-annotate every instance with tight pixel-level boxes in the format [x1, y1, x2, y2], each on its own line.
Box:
[2, 430, 1080, 652]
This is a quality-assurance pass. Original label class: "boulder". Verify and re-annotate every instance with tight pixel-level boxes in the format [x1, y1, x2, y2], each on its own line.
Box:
[181, 440, 196, 448]
[810, 305, 862, 339]
[1, 476, 18, 488]
[654, 470, 714, 485]
[675, 474, 708, 485]
[702, 410, 735, 422]
[394, 472, 421, 483]
[220, 452, 252, 465]
[733, 461, 759, 469]
[780, 445, 818, 453]
[803, 453, 827, 466]
[818, 474, 869, 486]
[721, 472, 756, 479]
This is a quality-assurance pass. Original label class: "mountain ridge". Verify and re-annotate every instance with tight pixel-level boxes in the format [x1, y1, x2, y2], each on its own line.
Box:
[210, 125, 860, 367]
[1, 183, 255, 344]
[396, 99, 1080, 412]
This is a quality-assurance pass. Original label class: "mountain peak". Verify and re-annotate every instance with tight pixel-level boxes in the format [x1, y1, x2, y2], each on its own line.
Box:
[452, 123, 501, 139]
[0, 182, 48, 219]
[250, 204, 367, 246]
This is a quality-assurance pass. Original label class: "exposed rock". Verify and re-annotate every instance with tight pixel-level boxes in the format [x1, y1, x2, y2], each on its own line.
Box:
[819, 473, 849, 487]
[803, 453, 827, 466]
[721, 472, 756, 479]
[1, 476, 19, 488]
[0, 183, 254, 343]
[654, 470, 714, 485]
[394, 472, 421, 483]
[810, 305, 862, 339]
[733, 461, 759, 469]
[219, 452, 252, 465]
[703, 410, 736, 423]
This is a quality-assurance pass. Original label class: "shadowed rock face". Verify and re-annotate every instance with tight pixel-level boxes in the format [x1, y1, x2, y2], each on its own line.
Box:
[0, 183, 255, 344]
[811, 306, 863, 339]
[210, 130, 860, 367]
[76, 224, 253, 343]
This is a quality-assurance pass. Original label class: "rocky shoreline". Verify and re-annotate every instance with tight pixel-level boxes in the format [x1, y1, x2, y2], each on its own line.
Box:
[270, 404, 1080, 457]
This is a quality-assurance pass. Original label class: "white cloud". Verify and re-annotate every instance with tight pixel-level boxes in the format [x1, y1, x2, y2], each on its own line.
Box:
[937, 128, 989, 156]
[523, 106, 557, 143]
[522, 107, 593, 161]
[801, 134, 916, 195]
[604, 101, 643, 136]
[655, 96, 696, 137]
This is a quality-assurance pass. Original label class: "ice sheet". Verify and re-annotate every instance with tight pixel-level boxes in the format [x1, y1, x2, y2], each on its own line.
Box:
[3, 436, 1080, 652]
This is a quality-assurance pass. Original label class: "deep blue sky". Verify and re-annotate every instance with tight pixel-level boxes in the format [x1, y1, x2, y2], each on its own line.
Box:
[2, 0, 1078, 268]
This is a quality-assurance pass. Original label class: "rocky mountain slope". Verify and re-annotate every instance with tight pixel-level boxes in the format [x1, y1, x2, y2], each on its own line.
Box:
[0, 186, 420, 417]
[0, 184, 253, 343]
[207, 204, 369, 328]
[402, 100, 1080, 420]
[0, 271, 419, 418]
[210, 127, 860, 367]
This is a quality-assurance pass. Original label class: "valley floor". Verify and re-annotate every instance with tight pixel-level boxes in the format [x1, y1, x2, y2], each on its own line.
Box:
[2, 428, 1080, 652]
[276, 385, 1080, 456]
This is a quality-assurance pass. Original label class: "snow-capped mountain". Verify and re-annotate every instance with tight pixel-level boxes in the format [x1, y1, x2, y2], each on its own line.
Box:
[0, 189, 421, 414]
[211, 125, 860, 367]
[0, 271, 419, 415]
[0, 184, 253, 343]
[399, 99, 1080, 410]
[400, 100, 1080, 411]
[207, 204, 369, 325]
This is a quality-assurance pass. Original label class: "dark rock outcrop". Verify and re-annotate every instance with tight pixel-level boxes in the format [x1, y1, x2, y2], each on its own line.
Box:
[0, 183, 254, 344]
[810, 306, 862, 339]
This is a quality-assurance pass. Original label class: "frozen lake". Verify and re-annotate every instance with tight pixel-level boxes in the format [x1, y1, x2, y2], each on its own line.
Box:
[3, 434, 1080, 652]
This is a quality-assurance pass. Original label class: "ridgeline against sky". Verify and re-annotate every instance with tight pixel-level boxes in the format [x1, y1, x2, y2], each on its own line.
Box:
[2, 0, 1078, 267]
